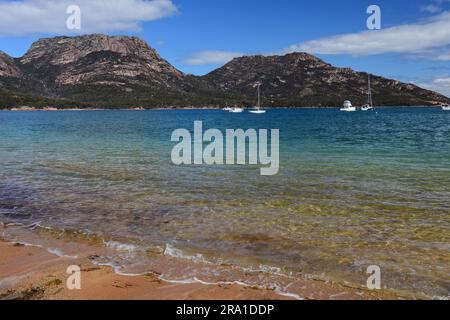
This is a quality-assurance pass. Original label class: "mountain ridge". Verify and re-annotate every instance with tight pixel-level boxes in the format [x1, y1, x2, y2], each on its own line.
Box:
[0, 34, 448, 108]
[203, 52, 448, 107]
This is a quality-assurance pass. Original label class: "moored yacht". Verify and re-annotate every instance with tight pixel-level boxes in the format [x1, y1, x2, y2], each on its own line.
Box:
[361, 75, 374, 111]
[249, 84, 266, 114]
[340, 100, 357, 112]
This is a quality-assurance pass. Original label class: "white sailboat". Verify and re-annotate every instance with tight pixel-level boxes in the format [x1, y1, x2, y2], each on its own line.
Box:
[249, 84, 266, 114]
[340, 100, 357, 112]
[441, 103, 450, 111]
[361, 75, 374, 111]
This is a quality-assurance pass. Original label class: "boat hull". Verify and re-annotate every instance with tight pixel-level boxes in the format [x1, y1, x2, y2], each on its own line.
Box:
[340, 107, 357, 112]
[249, 110, 266, 114]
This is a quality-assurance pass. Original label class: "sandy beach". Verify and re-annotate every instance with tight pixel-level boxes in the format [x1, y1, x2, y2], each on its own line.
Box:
[0, 238, 287, 300]
[0, 235, 404, 300]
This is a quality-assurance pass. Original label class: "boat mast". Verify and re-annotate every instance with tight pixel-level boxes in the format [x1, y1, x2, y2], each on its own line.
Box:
[257, 84, 261, 110]
[368, 75, 373, 107]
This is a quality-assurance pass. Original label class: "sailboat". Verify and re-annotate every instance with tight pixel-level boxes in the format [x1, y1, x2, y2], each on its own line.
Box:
[441, 103, 450, 111]
[249, 84, 266, 114]
[361, 75, 374, 111]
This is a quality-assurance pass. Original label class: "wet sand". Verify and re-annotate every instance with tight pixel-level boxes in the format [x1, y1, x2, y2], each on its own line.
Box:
[0, 239, 289, 300]
[0, 237, 404, 300]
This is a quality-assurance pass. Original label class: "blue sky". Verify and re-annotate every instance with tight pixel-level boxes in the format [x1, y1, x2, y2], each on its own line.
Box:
[0, 0, 450, 96]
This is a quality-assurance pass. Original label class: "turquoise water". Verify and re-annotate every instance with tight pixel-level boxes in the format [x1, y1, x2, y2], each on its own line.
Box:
[0, 108, 449, 298]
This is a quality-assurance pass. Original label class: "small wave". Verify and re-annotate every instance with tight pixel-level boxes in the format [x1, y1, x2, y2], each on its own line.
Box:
[103, 240, 139, 253]
[46, 248, 78, 259]
[91, 261, 145, 277]
[241, 264, 283, 275]
[163, 244, 208, 263]
[4, 222, 24, 227]
[23, 222, 43, 230]
[158, 276, 303, 300]
[432, 295, 450, 301]
[163, 244, 292, 279]
[89, 243, 304, 299]
[159, 276, 253, 287]
[273, 286, 304, 300]
[7, 240, 77, 259]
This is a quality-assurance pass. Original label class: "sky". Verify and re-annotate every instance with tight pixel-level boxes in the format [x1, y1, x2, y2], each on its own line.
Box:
[0, 0, 449, 96]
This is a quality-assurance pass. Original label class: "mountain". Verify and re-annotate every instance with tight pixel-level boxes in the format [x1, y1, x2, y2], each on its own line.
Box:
[0, 51, 22, 79]
[202, 53, 448, 107]
[0, 51, 26, 91]
[17, 34, 202, 104]
[0, 34, 448, 108]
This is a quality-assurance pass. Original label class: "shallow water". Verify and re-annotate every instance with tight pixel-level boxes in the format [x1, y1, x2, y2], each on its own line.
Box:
[0, 108, 449, 298]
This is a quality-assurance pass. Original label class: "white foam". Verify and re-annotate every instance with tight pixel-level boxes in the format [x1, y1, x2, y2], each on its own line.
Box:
[163, 244, 208, 263]
[241, 264, 284, 275]
[158, 276, 303, 300]
[24, 222, 42, 230]
[8, 240, 77, 259]
[273, 286, 304, 300]
[84, 242, 306, 300]
[432, 295, 450, 301]
[91, 261, 144, 277]
[46, 248, 78, 259]
[4, 222, 24, 227]
[104, 240, 138, 253]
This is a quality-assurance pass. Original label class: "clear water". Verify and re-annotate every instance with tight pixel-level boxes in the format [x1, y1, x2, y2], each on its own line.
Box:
[0, 108, 449, 298]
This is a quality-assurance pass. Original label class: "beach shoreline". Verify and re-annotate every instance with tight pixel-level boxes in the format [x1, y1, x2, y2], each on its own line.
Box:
[0, 224, 405, 300]
[0, 238, 291, 300]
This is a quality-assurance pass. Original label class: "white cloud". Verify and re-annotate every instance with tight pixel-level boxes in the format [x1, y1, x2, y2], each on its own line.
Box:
[284, 11, 450, 56]
[433, 77, 450, 85]
[421, 0, 450, 13]
[0, 0, 178, 36]
[183, 51, 244, 66]
[436, 53, 450, 60]
[416, 76, 450, 97]
[422, 4, 442, 13]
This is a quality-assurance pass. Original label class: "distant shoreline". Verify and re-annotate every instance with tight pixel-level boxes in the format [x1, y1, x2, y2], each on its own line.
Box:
[0, 105, 444, 111]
